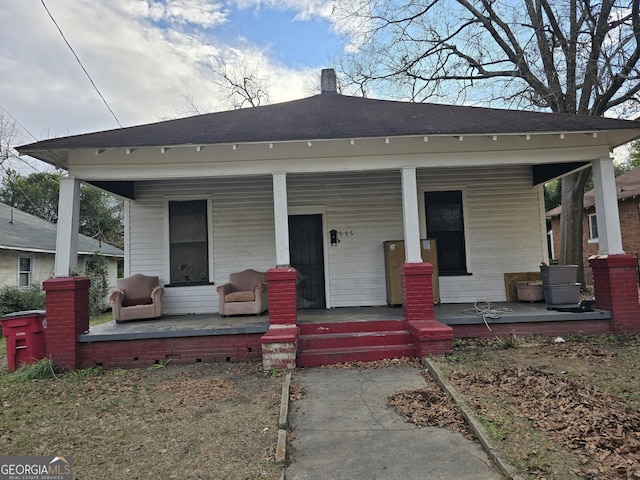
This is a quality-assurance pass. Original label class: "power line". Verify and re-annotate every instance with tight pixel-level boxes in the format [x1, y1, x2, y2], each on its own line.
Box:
[40, 0, 123, 128]
[0, 103, 39, 144]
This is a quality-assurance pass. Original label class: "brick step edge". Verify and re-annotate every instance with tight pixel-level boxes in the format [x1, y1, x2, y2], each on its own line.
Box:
[298, 330, 412, 350]
[299, 319, 407, 335]
[297, 344, 417, 368]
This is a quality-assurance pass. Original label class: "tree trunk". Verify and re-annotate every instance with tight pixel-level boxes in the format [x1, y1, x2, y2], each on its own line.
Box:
[559, 169, 591, 284]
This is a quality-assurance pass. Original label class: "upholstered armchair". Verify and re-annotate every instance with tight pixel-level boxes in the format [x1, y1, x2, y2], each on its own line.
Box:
[109, 274, 164, 323]
[217, 269, 268, 317]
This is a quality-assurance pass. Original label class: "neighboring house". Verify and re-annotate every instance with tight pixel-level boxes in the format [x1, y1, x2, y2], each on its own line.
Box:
[0, 202, 123, 289]
[547, 166, 640, 276]
[17, 70, 640, 314]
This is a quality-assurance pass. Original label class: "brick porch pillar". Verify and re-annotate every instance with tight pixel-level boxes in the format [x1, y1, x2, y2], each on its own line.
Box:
[260, 267, 299, 370]
[401, 262, 453, 356]
[589, 254, 640, 333]
[43, 276, 90, 370]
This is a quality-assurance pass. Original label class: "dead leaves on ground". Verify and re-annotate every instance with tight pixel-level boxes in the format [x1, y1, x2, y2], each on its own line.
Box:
[452, 365, 640, 479]
[387, 374, 475, 440]
[383, 340, 640, 479]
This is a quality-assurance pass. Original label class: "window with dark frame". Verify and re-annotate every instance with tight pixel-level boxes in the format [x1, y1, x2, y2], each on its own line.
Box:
[424, 190, 468, 275]
[169, 199, 209, 286]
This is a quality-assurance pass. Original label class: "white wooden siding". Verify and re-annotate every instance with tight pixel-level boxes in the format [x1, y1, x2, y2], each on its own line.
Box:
[417, 167, 547, 302]
[127, 165, 546, 314]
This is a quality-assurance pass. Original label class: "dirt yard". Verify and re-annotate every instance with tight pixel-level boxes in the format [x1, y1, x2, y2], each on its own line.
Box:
[1, 333, 638, 479]
[390, 334, 640, 479]
[0, 361, 285, 480]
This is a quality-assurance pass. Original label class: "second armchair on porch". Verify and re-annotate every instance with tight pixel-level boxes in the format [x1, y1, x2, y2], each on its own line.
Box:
[217, 269, 268, 317]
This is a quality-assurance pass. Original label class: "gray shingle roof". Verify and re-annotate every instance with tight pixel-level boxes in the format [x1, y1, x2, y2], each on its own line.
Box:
[0, 202, 123, 256]
[17, 93, 640, 152]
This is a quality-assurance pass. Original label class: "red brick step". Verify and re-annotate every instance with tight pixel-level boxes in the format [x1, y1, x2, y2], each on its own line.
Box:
[297, 320, 417, 367]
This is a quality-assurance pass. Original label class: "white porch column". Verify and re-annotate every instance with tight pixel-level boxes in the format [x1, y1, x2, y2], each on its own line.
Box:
[54, 176, 81, 276]
[401, 167, 422, 263]
[272, 172, 290, 267]
[592, 157, 624, 255]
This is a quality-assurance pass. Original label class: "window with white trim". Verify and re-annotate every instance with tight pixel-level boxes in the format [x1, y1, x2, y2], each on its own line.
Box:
[588, 213, 599, 242]
[168, 199, 210, 285]
[18, 256, 32, 287]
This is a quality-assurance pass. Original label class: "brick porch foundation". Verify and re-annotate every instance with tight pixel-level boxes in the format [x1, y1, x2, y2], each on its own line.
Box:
[589, 254, 640, 333]
[401, 262, 453, 356]
[261, 267, 299, 370]
[43, 276, 90, 370]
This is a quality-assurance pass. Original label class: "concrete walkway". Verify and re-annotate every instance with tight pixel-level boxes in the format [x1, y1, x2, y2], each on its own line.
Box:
[285, 366, 502, 480]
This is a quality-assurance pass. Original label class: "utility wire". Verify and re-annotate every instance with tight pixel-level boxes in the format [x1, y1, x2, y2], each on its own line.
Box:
[0, 103, 67, 170]
[40, 0, 123, 128]
[0, 103, 39, 144]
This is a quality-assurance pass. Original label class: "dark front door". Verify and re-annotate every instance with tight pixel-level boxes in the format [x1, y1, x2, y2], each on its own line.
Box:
[289, 214, 326, 309]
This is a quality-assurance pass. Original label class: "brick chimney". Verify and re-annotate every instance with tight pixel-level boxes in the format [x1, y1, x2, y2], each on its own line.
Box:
[321, 68, 337, 95]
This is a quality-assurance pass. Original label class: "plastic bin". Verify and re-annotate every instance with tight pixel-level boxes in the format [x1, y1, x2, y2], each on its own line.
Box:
[1, 310, 47, 372]
[540, 265, 578, 286]
[543, 284, 581, 305]
[516, 281, 544, 302]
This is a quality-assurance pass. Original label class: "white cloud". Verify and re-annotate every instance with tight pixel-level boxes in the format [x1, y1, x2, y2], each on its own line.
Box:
[0, 0, 322, 148]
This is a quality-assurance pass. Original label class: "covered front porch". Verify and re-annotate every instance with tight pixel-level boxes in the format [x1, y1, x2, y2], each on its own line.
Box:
[74, 302, 613, 369]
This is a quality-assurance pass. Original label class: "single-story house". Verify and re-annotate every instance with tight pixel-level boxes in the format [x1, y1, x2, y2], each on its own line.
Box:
[0, 201, 122, 289]
[547, 166, 640, 280]
[15, 69, 640, 370]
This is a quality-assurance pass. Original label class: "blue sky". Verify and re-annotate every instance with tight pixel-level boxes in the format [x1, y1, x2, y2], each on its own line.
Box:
[220, 8, 340, 67]
[0, 1, 350, 172]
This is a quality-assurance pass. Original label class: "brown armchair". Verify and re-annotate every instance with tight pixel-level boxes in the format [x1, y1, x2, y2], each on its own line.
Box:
[217, 269, 268, 317]
[109, 274, 164, 323]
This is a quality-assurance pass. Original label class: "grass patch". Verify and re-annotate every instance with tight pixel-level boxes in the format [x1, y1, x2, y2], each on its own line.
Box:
[0, 362, 284, 479]
[90, 311, 113, 327]
[11, 358, 58, 381]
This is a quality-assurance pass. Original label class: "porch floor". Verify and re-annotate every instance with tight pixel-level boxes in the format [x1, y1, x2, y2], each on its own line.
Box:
[79, 302, 611, 342]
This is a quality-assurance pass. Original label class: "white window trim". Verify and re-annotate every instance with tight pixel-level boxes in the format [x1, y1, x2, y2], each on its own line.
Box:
[18, 255, 34, 287]
[588, 212, 599, 243]
[418, 185, 472, 273]
[164, 195, 214, 285]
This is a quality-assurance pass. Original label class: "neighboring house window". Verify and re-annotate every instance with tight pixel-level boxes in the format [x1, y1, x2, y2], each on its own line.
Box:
[588, 213, 599, 243]
[18, 256, 32, 287]
[168, 199, 209, 285]
[425, 190, 468, 275]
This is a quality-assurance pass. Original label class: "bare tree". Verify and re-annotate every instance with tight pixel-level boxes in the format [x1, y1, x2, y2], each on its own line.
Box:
[211, 55, 270, 109]
[337, 0, 640, 279]
[0, 113, 20, 167]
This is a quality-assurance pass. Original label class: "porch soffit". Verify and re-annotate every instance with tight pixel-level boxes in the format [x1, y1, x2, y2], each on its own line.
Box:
[66, 136, 611, 184]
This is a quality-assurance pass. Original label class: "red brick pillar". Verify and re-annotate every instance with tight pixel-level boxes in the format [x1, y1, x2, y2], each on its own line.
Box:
[401, 262, 453, 356]
[260, 267, 299, 370]
[43, 276, 91, 370]
[589, 254, 640, 333]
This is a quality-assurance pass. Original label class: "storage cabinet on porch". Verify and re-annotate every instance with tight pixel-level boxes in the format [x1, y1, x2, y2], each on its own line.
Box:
[383, 240, 440, 305]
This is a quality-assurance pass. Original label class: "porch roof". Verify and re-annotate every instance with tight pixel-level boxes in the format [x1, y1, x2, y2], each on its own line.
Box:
[17, 92, 640, 163]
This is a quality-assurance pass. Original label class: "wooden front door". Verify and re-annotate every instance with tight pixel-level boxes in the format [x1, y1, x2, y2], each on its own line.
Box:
[289, 214, 326, 309]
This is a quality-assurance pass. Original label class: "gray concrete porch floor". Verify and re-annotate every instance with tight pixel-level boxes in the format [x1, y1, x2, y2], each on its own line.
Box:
[80, 301, 610, 342]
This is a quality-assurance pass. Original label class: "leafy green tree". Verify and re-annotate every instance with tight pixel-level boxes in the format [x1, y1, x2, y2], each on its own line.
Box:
[628, 140, 640, 169]
[544, 180, 562, 212]
[85, 252, 109, 316]
[0, 169, 123, 249]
